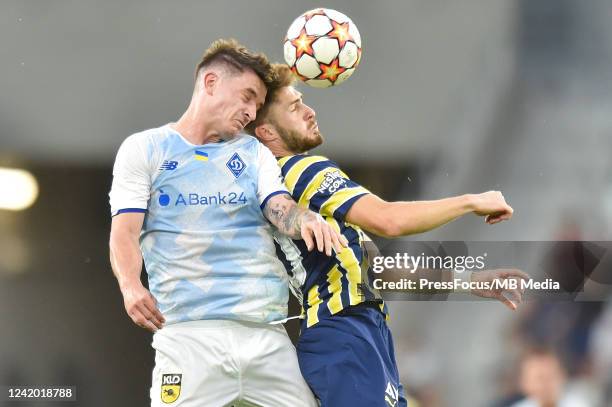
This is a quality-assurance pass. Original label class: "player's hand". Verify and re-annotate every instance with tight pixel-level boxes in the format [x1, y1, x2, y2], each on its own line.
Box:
[300, 211, 348, 256]
[470, 269, 530, 310]
[470, 191, 514, 225]
[120, 281, 165, 332]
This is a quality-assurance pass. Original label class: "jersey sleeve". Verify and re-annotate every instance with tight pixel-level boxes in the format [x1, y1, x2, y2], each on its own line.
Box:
[108, 134, 152, 216]
[284, 156, 370, 221]
[256, 143, 290, 209]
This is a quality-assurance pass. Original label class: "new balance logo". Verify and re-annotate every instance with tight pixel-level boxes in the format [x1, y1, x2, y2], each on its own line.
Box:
[159, 160, 179, 171]
[385, 382, 399, 407]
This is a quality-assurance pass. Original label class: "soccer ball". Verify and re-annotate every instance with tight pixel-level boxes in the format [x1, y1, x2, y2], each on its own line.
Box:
[283, 8, 362, 88]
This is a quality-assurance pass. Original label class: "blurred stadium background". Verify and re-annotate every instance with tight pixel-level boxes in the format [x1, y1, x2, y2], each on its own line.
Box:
[1, 0, 611, 406]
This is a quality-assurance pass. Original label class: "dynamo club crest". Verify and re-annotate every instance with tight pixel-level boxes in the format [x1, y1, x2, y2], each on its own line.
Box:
[226, 152, 246, 178]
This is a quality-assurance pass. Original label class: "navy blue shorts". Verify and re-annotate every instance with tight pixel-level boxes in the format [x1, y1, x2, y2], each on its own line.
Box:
[297, 305, 408, 407]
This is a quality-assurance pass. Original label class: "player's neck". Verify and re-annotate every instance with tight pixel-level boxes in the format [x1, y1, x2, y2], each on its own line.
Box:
[275, 149, 295, 158]
[268, 141, 296, 158]
[173, 107, 221, 145]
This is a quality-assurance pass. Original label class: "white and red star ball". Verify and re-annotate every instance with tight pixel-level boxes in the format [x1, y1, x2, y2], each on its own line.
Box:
[284, 8, 362, 88]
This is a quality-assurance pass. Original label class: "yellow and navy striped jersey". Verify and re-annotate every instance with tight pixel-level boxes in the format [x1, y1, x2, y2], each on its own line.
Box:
[274, 154, 388, 328]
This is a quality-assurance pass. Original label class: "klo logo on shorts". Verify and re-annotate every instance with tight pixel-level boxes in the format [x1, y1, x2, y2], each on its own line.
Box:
[161, 373, 182, 404]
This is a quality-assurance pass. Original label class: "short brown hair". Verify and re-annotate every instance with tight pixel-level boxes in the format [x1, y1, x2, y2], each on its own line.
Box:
[244, 63, 297, 134]
[195, 38, 274, 87]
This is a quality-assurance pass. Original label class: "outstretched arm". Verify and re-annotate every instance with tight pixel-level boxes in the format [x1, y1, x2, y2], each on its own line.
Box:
[346, 191, 513, 238]
[263, 193, 347, 256]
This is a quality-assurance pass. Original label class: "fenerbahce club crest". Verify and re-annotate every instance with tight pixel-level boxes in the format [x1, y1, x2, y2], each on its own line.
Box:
[161, 374, 182, 404]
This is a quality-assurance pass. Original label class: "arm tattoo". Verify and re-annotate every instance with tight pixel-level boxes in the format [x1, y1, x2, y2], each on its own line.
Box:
[264, 194, 313, 239]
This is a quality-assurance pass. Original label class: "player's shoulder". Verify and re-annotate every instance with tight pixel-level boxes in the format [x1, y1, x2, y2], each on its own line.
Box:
[225, 133, 263, 155]
[229, 133, 260, 149]
[231, 134, 279, 165]
[236, 133, 259, 144]
[278, 154, 336, 172]
[119, 124, 171, 152]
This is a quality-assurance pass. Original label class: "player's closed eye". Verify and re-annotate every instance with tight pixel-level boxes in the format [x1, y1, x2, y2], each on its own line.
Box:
[290, 100, 302, 112]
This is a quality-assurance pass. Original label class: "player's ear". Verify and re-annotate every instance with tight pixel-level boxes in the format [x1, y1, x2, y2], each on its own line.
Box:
[203, 71, 218, 96]
[254, 123, 276, 142]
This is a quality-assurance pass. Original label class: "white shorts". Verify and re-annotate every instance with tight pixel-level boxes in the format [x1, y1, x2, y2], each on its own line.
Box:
[150, 319, 317, 407]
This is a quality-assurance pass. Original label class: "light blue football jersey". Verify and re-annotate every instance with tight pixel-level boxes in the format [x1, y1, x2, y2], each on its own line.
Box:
[109, 124, 290, 325]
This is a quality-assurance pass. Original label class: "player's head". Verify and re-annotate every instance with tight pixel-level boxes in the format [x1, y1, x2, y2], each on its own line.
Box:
[246, 64, 323, 155]
[518, 348, 566, 405]
[194, 39, 273, 139]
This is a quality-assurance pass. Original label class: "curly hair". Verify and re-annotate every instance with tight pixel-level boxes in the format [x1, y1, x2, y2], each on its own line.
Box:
[244, 63, 297, 134]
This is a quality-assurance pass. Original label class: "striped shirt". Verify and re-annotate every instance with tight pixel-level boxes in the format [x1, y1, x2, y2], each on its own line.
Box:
[274, 154, 388, 328]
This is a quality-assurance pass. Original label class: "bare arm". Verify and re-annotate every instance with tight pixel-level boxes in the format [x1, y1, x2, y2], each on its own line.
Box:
[346, 191, 513, 238]
[109, 212, 165, 332]
[263, 193, 304, 239]
[263, 193, 346, 256]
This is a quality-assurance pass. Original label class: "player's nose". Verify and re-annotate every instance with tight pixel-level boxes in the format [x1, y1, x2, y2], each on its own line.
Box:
[304, 104, 316, 121]
[245, 105, 256, 123]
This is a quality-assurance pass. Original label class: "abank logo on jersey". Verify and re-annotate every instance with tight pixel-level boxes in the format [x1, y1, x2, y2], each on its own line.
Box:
[226, 152, 246, 178]
[161, 373, 182, 404]
[157, 189, 248, 208]
[159, 190, 171, 206]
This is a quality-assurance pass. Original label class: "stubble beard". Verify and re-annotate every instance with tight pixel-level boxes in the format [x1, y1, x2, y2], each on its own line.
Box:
[274, 121, 324, 154]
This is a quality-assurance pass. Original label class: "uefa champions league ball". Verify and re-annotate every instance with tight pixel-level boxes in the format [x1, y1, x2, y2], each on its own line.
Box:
[283, 8, 362, 88]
